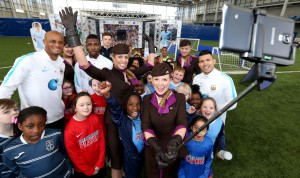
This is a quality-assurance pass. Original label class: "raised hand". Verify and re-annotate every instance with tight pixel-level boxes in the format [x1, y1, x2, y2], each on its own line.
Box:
[143, 34, 155, 54]
[99, 81, 112, 98]
[59, 6, 81, 47]
[59, 7, 78, 32]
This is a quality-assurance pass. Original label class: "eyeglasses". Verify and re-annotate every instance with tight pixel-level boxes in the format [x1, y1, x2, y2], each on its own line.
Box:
[63, 86, 73, 90]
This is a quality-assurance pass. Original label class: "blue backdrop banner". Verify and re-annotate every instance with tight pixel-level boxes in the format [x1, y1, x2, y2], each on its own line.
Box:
[0, 18, 51, 37]
[180, 24, 220, 41]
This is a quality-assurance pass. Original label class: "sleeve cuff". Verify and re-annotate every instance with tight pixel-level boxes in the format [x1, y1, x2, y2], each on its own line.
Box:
[79, 61, 92, 70]
[172, 125, 186, 137]
[143, 129, 157, 145]
[144, 62, 153, 67]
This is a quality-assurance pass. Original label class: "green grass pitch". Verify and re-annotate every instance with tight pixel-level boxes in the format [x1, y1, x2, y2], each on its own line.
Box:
[0, 37, 300, 177]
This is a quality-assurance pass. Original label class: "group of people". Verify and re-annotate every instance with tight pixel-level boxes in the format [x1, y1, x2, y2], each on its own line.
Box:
[0, 7, 237, 178]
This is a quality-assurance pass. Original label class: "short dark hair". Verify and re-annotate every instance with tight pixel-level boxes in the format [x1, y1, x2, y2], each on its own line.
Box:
[179, 39, 191, 47]
[102, 32, 112, 38]
[189, 114, 209, 130]
[86, 34, 100, 41]
[14, 106, 47, 137]
[122, 92, 142, 115]
[191, 84, 202, 99]
[199, 50, 212, 57]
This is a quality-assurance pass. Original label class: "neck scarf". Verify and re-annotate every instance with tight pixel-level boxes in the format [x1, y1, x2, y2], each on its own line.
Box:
[178, 55, 192, 68]
[151, 90, 176, 114]
[119, 68, 138, 85]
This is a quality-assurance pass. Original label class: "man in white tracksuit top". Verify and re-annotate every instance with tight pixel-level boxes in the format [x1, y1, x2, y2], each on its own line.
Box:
[0, 31, 65, 128]
[74, 34, 112, 94]
[193, 50, 237, 124]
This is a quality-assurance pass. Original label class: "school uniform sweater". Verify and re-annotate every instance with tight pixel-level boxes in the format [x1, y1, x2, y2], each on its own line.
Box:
[3, 129, 71, 178]
[0, 135, 15, 178]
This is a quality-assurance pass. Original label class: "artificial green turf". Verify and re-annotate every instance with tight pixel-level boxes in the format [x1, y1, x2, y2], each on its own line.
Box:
[0, 37, 300, 177]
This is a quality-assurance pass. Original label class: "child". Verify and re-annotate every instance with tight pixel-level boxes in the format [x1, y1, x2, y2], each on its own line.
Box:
[3, 106, 71, 177]
[144, 72, 155, 93]
[190, 84, 202, 115]
[169, 66, 185, 90]
[176, 83, 196, 114]
[178, 115, 213, 178]
[0, 99, 18, 178]
[62, 80, 76, 122]
[90, 79, 107, 136]
[134, 77, 151, 99]
[176, 39, 201, 84]
[64, 92, 106, 177]
[99, 81, 144, 178]
[200, 97, 232, 160]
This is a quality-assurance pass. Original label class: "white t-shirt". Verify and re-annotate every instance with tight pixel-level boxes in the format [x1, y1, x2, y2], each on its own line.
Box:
[74, 54, 113, 94]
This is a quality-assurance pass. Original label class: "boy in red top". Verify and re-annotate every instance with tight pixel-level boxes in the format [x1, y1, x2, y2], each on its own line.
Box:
[90, 78, 107, 136]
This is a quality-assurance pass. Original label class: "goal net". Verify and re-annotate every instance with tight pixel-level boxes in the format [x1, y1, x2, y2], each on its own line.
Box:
[165, 38, 200, 60]
[212, 47, 255, 74]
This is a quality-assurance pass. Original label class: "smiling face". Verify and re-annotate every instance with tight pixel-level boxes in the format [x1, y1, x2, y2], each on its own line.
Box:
[74, 96, 93, 120]
[179, 45, 191, 57]
[62, 81, 74, 98]
[191, 120, 207, 142]
[126, 95, 141, 119]
[44, 31, 64, 60]
[134, 80, 145, 95]
[198, 54, 216, 75]
[18, 114, 46, 144]
[62, 45, 74, 58]
[190, 93, 202, 109]
[91, 79, 101, 95]
[112, 54, 129, 70]
[200, 99, 216, 119]
[86, 38, 101, 59]
[0, 104, 19, 125]
[132, 59, 140, 68]
[152, 74, 171, 95]
[171, 70, 184, 84]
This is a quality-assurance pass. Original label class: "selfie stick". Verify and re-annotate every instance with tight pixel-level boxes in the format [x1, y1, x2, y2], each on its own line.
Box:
[176, 62, 277, 152]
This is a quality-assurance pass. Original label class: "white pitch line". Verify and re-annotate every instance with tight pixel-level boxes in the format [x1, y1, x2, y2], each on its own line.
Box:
[276, 71, 300, 73]
[0, 66, 13, 69]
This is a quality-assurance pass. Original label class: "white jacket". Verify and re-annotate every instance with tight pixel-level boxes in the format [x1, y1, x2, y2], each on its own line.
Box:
[193, 69, 237, 124]
[0, 50, 65, 124]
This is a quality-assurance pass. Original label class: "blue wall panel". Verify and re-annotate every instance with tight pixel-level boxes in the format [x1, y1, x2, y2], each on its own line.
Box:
[0, 18, 50, 37]
[181, 24, 220, 41]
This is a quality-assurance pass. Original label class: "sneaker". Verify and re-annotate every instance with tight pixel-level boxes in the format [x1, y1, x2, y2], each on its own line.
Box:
[217, 150, 232, 160]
